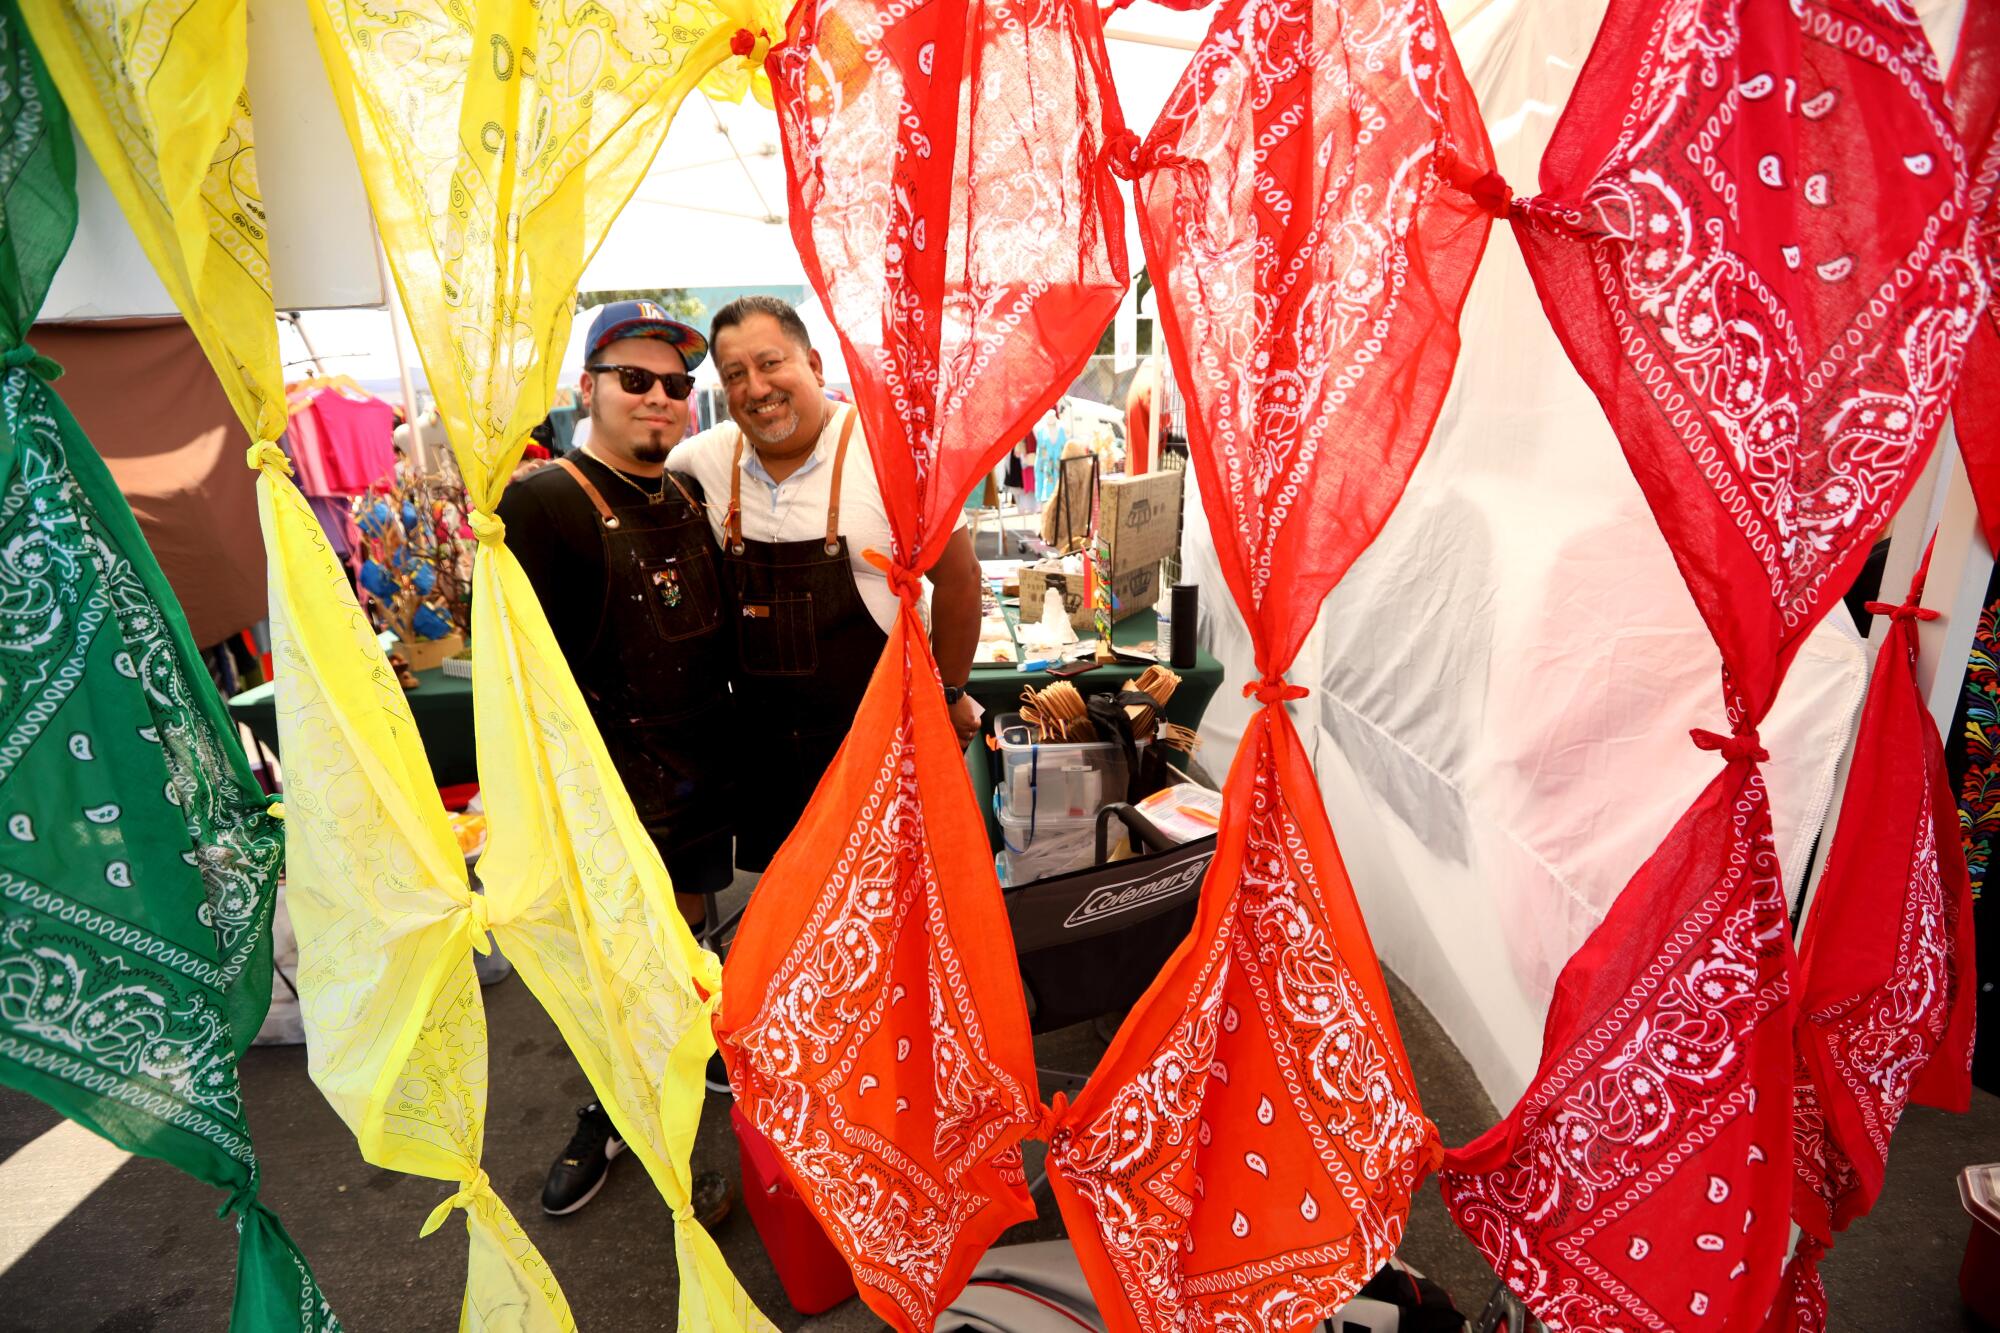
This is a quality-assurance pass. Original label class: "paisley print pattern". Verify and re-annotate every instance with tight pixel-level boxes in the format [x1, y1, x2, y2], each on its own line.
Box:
[1050, 733, 1436, 1331]
[1514, 0, 1982, 714]
[766, 0, 1127, 561]
[718, 2, 1121, 1325]
[25, 0, 580, 1321]
[307, 0, 783, 507]
[1445, 3, 1981, 1329]
[1, 882, 247, 1148]
[1947, 0, 2000, 549]
[728, 684, 1039, 1326]
[1444, 770, 1792, 1333]
[1041, 0, 1490, 1323]
[1770, 582, 1977, 1332]
[0, 360, 333, 1325]
[1812, 805, 1953, 1156]
[305, 0, 791, 1325]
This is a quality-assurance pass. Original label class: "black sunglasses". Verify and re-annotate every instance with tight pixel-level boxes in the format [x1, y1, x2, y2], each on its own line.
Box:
[588, 363, 695, 400]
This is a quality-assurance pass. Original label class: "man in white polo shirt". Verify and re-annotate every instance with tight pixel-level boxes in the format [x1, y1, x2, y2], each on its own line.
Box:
[668, 295, 982, 875]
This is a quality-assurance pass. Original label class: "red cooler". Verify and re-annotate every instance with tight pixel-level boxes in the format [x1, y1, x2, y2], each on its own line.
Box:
[732, 1105, 858, 1315]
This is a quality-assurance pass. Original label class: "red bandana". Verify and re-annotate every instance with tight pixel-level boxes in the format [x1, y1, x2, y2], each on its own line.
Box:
[1041, 0, 1498, 1325]
[1762, 558, 1978, 1333]
[1952, 0, 2000, 548]
[713, 3, 1126, 1328]
[1441, 3, 1981, 1329]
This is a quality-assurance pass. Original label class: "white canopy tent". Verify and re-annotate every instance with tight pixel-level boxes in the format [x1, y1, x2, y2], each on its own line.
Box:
[48, 0, 1991, 1110]
[576, 11, 1208, 293]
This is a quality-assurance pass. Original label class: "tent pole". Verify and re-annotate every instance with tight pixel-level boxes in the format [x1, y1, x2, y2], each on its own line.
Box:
[373, 224, 427, 474]
[1911, 423, 1992, 730]
[283, 311, 327, 376]
[1146, 350, 1163, 475]
[1103, 26, 1198, 51]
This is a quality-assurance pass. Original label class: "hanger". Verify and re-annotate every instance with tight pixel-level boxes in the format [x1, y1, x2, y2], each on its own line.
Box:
[286, 373, 374, 411]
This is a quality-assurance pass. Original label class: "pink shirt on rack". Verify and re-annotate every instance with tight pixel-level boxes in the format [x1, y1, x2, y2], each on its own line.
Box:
[306, 388, 397, 493]
[284, 387, 337, 497]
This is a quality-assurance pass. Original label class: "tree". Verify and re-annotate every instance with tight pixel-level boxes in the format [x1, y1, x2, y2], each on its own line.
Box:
[575, 287, 706, 324]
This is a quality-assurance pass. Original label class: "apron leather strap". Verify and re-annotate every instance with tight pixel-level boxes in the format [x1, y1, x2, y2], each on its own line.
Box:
[825, 408, 858, 553]
[727, 405, 858, 555]
[661, 469, 700, 511]
[727, 437, 745, 553]
[556, 456, 620, 528]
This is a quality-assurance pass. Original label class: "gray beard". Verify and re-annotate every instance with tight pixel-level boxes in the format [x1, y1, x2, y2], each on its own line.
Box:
[744, 403, 799, 445]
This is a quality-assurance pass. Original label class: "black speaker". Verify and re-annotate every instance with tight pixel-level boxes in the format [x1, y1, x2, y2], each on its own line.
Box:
[1170, 583, 1197, 668]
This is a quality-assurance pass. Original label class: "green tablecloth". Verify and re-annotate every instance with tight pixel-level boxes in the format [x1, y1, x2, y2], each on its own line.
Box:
[227, 666, 480, 788]
[964, 606, 1222, 731]
[227, 610, 1223, 805]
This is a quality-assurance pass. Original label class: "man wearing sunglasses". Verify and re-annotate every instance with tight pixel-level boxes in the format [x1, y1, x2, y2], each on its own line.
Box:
[496, 300, 735, 1219]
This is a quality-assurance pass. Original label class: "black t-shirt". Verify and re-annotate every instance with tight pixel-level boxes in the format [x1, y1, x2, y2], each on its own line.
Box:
[495, 453, 707, 666]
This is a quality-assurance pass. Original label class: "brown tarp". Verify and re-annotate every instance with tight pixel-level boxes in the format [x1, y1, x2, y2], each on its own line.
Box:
[33, 317, 267, 647]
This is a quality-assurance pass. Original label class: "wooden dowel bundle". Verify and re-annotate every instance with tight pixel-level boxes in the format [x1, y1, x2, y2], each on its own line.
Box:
[1019, 680, 1092, 742]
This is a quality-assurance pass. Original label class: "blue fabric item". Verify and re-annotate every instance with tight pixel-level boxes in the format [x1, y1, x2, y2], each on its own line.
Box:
[357, 560, 397, 601]
[411, 604, 454, 640]
[1034, 420, 1067, 505]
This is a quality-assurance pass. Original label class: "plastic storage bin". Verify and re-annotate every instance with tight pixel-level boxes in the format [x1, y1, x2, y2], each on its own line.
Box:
[996, 807, 1131, 886]
[992, 712, 1133, 821]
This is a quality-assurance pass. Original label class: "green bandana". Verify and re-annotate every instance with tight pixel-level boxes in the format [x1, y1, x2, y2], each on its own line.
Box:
[0, 3, 336, 1326]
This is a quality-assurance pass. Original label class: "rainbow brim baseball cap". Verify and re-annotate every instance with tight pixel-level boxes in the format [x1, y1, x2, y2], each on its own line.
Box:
[584, 299, 708, 371]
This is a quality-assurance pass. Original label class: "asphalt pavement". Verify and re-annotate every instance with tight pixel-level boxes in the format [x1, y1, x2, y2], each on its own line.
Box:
[2, 916, 1993, 1331]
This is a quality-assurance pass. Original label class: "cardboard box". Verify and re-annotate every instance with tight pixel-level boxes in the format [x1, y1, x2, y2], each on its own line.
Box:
[1028, 466, 1181, 632]
[1044, 464, 1183, 563]
[1105, 470, 1183, 568]
[1020, 558, 1163, 633]
[393, 632, 464, 673]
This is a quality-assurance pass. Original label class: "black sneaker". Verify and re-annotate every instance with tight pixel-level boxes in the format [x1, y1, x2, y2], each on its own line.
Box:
[542, 1102, 624, 1216]
[705, 1051, 732, 1096]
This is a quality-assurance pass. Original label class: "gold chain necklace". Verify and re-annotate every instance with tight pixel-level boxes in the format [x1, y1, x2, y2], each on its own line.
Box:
[582, 447, 667, 504]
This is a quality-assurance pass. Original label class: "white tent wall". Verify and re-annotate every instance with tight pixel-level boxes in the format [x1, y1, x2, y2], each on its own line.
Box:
[1179, 0, 1969, 1106]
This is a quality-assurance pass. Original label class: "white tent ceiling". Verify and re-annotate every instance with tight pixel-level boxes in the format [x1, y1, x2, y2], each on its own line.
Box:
[577, 12, 1208, 292]
[284, 10, 1208, 392]
[95, 0, 1969, 395]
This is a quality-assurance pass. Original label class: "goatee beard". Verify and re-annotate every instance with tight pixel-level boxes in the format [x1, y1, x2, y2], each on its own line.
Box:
[631, 434, 669, 464]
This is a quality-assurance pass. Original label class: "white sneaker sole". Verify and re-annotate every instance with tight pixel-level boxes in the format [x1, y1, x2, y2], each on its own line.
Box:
[542, 1137, 625, 1216]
